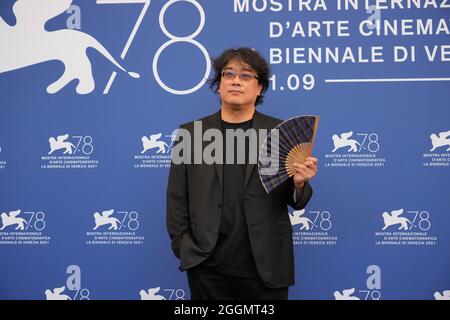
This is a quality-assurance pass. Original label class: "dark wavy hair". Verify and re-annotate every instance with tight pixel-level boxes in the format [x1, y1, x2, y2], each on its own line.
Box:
[209, 48, 271, 106]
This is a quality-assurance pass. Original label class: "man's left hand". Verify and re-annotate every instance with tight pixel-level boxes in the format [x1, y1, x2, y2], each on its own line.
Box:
[293, 157, 318, 190]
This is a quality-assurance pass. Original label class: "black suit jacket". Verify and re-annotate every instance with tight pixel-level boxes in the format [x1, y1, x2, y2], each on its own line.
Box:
[166, 110, 313, 288]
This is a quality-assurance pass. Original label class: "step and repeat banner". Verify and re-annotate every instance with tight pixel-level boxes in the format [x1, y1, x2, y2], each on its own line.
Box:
[1, 0, 449, 300]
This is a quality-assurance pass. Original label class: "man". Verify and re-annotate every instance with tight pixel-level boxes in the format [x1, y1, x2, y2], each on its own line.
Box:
[166, 48, 318, 300]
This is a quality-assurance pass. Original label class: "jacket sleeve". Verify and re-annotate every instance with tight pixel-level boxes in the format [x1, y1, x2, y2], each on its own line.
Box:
[166, 127, 190, 259]
[285, 179, 313, 210]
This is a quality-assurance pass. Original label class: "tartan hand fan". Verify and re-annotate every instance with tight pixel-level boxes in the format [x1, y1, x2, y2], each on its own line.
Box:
[258, 115, 319, 193]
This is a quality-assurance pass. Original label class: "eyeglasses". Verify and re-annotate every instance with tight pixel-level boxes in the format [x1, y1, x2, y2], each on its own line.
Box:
[221, 70, 259, 81]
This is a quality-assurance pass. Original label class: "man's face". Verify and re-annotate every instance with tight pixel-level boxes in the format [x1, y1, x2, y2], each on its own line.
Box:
[218, 59, 262, 109]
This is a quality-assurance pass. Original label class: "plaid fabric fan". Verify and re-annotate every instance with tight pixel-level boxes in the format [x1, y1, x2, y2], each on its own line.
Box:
[258, 115, 319, 193]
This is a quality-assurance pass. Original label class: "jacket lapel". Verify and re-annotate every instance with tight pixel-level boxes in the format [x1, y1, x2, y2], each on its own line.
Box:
[244, 110, 267, 191]
[205, 111, 223, 189]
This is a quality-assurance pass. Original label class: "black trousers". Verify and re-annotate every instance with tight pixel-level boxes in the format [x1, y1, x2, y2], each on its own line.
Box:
[187, 264, 288, 300]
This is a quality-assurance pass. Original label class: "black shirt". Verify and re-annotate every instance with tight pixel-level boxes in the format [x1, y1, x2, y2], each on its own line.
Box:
[202, 118, 259, 278]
